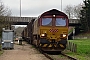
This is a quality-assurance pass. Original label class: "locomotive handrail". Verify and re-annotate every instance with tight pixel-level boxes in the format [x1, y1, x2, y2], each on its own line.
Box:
[68, 27, 75, 36]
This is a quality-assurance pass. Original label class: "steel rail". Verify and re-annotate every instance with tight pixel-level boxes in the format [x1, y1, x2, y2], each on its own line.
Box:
[43, 53, 54, 60]
[61, 53, 77, 60]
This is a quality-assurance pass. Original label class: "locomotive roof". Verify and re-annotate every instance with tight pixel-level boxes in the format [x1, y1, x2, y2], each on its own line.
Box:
[40, 9, 68, 18]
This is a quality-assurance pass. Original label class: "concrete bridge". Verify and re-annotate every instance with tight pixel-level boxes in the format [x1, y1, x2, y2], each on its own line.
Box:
[3, 17, 80, 39]
[4, 17, 80, 25]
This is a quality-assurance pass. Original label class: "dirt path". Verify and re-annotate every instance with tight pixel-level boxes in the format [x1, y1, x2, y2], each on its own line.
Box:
[0, 41, 49, 60]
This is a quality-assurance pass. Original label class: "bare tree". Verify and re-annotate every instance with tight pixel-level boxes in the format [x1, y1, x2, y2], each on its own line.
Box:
[73, 4, 83, 19]
[64, 4, 83, 19]
[0, 0, 12, 36]
[0, 1, 11, 16]
[64, 5, 74, 19]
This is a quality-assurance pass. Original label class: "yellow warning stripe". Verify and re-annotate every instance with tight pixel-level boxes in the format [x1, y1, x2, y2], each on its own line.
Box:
[48, 44, 52, 47]
[60, 44, 64, 48]
[43, 44, 48, 47]
[40, 44, 57, 47]
[40, 44, 65, 48]
[40, 44, 48, 47]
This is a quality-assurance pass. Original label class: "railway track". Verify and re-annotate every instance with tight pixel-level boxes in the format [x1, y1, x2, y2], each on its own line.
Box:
[61, 53, 77, 60]
[43, 53, 54, 60]
[25, 39, 77, 60]
[23, 40, 77, 60]
[43, 53, 77, 60]
[38, 49, 54, 60]
[39, 50, 77, 60]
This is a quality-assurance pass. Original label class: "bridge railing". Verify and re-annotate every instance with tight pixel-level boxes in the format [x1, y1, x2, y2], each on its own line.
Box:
[4, 17, 37, 22]
[69, 19, 80, 24]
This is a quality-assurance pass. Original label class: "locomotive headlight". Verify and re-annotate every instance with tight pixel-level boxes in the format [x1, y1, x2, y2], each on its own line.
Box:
[41, 33, 47, 37]
[63, 34, 67, 37]
[11, 42, 13, 43]
[61, 34, 67, 38]
[2, 42, 4, 43]
[41, 34, 45, 36]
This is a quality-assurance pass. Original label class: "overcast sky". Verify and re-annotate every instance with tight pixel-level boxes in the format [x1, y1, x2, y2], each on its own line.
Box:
[2, 0, 83, 17]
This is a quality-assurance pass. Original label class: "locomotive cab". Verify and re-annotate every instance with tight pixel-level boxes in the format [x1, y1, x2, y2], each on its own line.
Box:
[36, 9, 69, 51]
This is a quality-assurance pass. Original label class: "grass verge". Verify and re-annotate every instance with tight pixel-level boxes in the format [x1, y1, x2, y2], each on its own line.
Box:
[0, 45, 4, 56]
[64, 39, 90, 60]
[0, 50, 4, 56]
